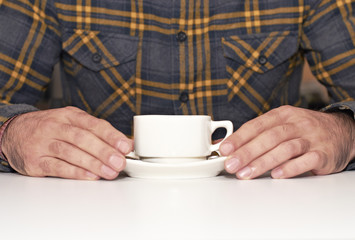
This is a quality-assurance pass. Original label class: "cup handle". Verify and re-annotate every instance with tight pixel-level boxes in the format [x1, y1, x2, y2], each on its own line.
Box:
[210, 120, 234, 153]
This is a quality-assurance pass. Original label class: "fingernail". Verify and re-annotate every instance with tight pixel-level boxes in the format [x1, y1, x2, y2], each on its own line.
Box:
[272, 167, 284, 179]
[225, 157, 240, 173]
[237, 166, 253, 179]
[101, 165, 117, 177]
[109, 155, 124, 171]
[86, 171, 99, 180]
[220, 142, 235, 155]
[117, 140, 131, 154]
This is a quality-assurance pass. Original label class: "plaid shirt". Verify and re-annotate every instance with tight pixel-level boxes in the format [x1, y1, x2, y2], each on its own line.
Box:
[1, 0, 355, 139]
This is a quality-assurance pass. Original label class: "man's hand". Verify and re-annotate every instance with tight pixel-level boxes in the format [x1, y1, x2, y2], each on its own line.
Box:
[220, 105, 355, 179]
[2, 106, 133, 180]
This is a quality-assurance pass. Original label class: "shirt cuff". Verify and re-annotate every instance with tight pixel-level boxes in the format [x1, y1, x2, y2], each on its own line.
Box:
[321, 101, 355, 118]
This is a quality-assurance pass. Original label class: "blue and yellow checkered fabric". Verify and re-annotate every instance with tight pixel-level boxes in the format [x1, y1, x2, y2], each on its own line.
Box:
[1, 0, 355, 137]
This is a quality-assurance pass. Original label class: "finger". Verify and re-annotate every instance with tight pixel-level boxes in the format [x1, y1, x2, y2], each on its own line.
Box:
[63, 107, 133, 154]
[224, 123, 299, 173]
[47, 140, 124, 179]
[235, 138, 310, 179]
[53, 123, 126, 171]
[271, 150, 326, 179]
[220, 106, 289, 155]
[29, 157, 101, 180]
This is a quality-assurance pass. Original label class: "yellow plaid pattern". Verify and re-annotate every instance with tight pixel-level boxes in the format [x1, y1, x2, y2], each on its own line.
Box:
[1, 0, 355, 137]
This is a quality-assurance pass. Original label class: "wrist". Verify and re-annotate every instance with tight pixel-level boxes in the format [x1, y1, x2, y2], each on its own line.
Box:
[0, 116, 17, 172]
[331, 111, 355, 164]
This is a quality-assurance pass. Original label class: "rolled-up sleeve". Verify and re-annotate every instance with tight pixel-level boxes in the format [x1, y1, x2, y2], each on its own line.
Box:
[0, 0, 61, 124]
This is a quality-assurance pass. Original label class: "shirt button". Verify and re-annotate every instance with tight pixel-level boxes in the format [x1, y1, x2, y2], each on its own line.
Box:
[258, 55, 268, 65]
[179, 91, 189, 103]
[92, 53, 102, 63]
[177, 31, 187, 42]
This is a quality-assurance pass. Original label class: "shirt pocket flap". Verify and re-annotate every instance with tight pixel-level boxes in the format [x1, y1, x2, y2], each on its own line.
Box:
[222, 31, 299, 74]
[62, 29, 138, 72]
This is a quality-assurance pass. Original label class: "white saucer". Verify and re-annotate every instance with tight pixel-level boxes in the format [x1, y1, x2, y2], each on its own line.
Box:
[124, 156, 227, 179]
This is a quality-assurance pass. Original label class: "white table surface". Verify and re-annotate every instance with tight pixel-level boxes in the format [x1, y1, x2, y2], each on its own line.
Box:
[1, 171, 355, 240]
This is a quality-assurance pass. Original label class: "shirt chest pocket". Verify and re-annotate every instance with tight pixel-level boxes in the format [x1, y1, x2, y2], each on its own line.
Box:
[62, 29, 138, 72]
[221, 31, 300, 108]
[61, 29, 139, 118]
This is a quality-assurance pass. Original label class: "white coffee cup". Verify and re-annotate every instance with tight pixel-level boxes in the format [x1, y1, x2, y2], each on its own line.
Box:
[132, 115, 233, 163]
